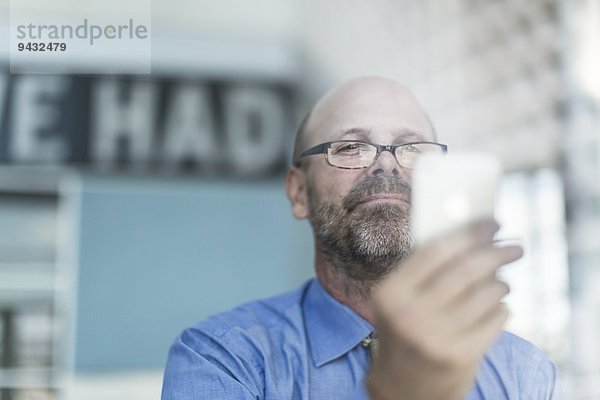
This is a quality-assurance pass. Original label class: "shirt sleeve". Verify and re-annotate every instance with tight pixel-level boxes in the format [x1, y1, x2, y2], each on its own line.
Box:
[161, 330, 262, 400]
[524, 355, 563, 400]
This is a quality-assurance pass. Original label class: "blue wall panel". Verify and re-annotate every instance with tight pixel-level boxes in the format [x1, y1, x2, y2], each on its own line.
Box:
[74, 176, 314, 371]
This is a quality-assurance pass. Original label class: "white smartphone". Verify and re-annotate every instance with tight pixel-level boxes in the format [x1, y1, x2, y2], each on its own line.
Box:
[411, 152, 502, 245]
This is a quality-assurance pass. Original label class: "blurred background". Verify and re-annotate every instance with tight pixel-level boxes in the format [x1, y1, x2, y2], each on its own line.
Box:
[0, 0, 598, 399]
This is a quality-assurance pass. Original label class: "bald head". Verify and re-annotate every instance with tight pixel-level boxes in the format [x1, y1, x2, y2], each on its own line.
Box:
[292, 77, 435, 165]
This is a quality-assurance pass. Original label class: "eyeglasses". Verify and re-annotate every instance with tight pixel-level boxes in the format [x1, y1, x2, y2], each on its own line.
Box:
[294, 140, 448, 169]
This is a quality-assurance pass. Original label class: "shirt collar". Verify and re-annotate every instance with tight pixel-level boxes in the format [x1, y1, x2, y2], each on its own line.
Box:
[303, 278, 374, 367]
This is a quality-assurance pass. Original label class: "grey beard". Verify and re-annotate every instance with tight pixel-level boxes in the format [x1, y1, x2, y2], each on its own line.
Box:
[308, 175, 415, 293]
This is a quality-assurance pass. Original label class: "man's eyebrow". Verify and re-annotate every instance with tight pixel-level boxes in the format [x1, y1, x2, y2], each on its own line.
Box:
[339, 127, 427, 141]
[391, 128, 426, 139]
[340, 128, 371, 137]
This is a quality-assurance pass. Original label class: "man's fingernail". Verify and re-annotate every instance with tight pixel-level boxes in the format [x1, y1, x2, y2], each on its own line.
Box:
[477, 219, 499, 236]
[499, 244, 524, 259]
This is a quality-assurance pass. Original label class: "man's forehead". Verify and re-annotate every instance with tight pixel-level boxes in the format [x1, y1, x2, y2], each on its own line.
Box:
[305, 86, 433, 145]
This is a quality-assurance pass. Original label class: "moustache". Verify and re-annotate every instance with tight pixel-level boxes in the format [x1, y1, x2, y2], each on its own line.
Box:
[343, 175, 412, 212]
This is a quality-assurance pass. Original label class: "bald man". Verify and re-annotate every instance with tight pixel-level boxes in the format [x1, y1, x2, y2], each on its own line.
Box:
[162, 77, 561, 399]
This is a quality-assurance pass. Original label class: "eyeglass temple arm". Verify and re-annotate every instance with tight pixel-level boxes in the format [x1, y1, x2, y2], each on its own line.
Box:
[294, 142, 331, 165]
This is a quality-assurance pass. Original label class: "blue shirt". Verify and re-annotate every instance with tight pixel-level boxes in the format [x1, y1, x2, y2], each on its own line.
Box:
[162, 278, 561, 399]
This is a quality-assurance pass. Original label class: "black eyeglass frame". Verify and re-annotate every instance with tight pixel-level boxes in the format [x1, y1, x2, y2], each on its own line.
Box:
[294, 140, 448, 169]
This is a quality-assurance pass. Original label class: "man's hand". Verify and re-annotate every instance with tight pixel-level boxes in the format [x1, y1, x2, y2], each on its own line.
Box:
[367, 220, 523, 400]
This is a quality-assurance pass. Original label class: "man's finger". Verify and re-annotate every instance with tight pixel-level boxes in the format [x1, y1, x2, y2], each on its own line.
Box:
[454, 303, 509, 361]
[399, 219, 500, 288]
[419, 244, 522, 309]
[441, 279, 510, 335]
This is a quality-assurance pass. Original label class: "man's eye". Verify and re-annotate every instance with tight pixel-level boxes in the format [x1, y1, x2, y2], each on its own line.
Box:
[340, 144, 359, 151]
[334, 143, 361, 154]
[404, 145, 420, 152]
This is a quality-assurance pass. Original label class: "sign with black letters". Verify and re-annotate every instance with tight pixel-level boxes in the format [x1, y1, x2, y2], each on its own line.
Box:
[0, 71, 294, 176]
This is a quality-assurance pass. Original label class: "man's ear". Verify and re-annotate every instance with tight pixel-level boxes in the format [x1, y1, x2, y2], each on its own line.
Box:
[285, 167, 309, 219]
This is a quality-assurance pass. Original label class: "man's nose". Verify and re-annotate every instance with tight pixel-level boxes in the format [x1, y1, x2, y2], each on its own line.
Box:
[368, 149, 402, 177]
